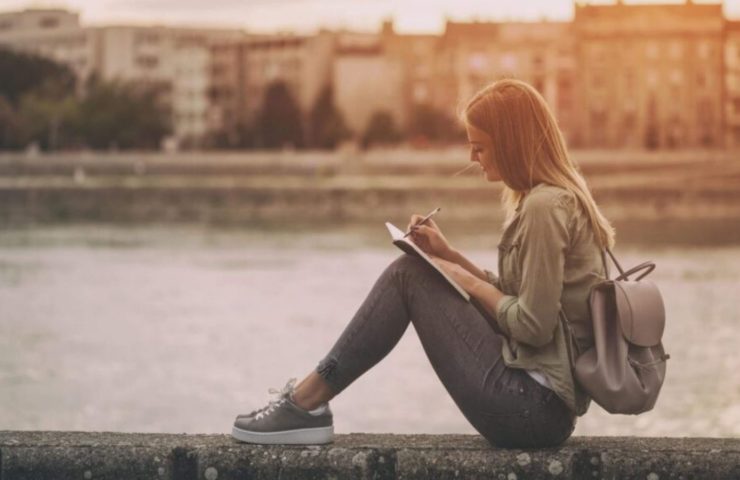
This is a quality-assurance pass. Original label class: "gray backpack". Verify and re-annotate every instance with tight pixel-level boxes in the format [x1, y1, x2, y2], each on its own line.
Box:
[570, 248, 670, 414]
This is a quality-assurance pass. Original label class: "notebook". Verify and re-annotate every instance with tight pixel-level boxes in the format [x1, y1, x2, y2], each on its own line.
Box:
[385, 222, 470, 300]
[384, 221, 503, 334]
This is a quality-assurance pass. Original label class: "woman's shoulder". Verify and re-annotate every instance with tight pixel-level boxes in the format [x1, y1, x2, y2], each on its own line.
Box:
[521, 183, 576, 212]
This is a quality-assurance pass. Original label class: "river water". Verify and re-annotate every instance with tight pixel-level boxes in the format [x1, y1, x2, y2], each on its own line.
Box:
[0, 224, 737, 438]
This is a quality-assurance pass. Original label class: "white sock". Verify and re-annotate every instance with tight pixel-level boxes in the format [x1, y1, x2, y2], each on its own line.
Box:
[289, 392, 327, 415]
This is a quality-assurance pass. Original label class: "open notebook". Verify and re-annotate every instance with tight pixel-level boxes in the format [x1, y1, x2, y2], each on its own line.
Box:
[385, 221, 503, 334]
[385, 222, 470, 300]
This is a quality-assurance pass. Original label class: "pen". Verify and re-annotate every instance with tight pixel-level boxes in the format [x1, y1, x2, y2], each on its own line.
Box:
[403, 207, 441, 238]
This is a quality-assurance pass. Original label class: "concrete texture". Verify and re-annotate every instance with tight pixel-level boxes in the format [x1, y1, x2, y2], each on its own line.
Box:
[1, 432, 738, 479]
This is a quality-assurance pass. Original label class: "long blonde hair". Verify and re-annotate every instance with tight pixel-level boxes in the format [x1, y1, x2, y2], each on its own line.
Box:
[459, 79, 615, 250]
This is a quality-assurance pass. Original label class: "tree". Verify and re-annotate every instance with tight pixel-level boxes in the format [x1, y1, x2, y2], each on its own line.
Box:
[361, 111, 402, 149]
[256, 81, 303, 149]
[0, 47, 76, 107]
[308, 86, 351, 150]
[18, 91, 79, 150]
[74, 78, 171, 150]
[0, 96, 26, 149]
[408, 104, 464, 144]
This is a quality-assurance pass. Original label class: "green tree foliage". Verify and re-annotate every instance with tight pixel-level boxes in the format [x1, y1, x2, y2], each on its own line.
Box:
[408, 104, 464, 144]
[75, 77, 171, 150]
[257, 81, 304, 149]
[361, 110, 402, 149]
[308, 86, 351, 150]
[18, 92, 79, 150]
[0, 96, 25, 149]
[0, 49, 171, 151]
[0, 47, 75, 107]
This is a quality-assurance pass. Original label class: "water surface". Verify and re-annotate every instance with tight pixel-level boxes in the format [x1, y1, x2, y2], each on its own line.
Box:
[0, 225, 737, 438]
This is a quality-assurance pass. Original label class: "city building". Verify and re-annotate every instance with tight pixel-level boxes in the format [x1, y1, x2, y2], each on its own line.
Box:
[725, 20, 740, 149]
[1, 2, 738, 150]
[333, 30, 405, 137]
[208, 31, 334, 145]
[0, 8, 96, 84]
[574, 0, 725, 149]
[434, 20, 578, 146]
[0, 8, 241, 147]
[91, 26, 240, 146]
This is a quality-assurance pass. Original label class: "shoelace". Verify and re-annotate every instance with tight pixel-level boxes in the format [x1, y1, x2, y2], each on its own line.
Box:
[254, 377, 297, 420]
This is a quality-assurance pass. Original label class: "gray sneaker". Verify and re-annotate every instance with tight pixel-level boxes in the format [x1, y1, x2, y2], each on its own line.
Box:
[232, 377, 334, 445]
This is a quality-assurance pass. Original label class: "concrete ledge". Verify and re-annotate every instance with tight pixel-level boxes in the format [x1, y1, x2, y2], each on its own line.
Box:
[1, 432, 738, 480]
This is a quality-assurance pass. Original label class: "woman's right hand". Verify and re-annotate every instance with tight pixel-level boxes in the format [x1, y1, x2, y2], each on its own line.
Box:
[407, 214, 454, 260]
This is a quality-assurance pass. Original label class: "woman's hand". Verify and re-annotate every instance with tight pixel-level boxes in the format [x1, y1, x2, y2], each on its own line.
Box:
[428, 254, 480, 294]
[407, 214, 454, 260]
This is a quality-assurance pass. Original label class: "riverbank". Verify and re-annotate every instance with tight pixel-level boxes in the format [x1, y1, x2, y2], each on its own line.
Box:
[0, 150, 738, 236]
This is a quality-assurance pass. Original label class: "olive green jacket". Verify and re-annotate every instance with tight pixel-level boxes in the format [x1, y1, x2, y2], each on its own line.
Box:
[483, 183, 607, 416]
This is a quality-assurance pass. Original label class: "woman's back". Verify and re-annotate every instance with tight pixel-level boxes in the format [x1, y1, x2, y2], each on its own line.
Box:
[492, 182, 606, 415]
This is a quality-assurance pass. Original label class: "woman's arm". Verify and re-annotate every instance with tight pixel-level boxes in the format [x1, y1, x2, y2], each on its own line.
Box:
[429, 256, 507, 321]
[405, 215, 501, 289]
[445, 248, 487, 281]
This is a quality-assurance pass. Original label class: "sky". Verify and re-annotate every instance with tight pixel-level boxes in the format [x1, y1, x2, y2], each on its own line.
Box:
[0, 0, 738, 34]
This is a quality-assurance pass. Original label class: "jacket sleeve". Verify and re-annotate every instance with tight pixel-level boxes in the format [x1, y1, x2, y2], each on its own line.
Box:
[483, 268, 501, 290]
[494, 193, 571, 348]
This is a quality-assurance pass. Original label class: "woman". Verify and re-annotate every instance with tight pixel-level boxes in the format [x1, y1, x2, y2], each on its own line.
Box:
[231, 78, 615, 448]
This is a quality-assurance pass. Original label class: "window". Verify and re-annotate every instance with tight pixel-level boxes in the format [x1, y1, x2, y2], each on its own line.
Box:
[413, 83, 429, 103]
[136, 55, 159, 69]
[532, 54, 544, 70]
[647, 70, 659, 89]
[624, 70, 636, 91]
[500, 52, 517, 72]
[592, 72, 605, 90]
[39, 17, 60, 29]
[698, 41, 711, 59]
[697, 72, 707, 88]
[697, 98, 713, 124]
[670, 69, 683, 85]
[468, 52, 488, 72]
[646, 41, 659, 59]
[591, 109, 608, 127]
[670, 41, 682, 59]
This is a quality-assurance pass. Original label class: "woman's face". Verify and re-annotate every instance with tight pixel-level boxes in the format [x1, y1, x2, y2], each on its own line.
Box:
[465, 122, 501, 182]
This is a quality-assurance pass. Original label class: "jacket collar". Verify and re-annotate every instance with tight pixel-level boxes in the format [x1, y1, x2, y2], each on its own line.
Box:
[515, 182, 548, 213]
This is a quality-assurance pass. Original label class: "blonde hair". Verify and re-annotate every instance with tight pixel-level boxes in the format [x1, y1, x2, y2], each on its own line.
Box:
[459, 78, 615, 250]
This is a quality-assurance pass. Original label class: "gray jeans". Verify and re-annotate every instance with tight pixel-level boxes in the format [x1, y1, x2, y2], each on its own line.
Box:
[315, 253, 576, 449]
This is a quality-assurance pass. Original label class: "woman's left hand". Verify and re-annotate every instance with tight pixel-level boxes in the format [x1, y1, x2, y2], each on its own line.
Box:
[429, 254, 479, 294]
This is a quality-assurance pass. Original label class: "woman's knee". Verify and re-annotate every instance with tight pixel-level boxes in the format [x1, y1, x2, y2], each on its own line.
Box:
[388, 253, 428, 277]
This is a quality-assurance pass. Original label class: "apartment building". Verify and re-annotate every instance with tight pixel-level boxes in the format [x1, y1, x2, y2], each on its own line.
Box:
[332, 30, 405, 136]
[574, 1, 725, 149]
[3, 3, 738, 150]
[208, 31, 334, 143]
[434, 20, 579, 146]
[0, 8, 241, 146]
[93, 26, 240, 145]
[726, 20, 740, 149]
[378, 21, 439, 130]
[0, 8, 96, 84]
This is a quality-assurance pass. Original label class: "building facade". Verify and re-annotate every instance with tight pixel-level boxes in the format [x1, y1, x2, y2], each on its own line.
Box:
[2, 3, 739, 150]
[574, 1, 725, 149]
[726, 20, 740, 149]
[0, 9, 241, 147]
[0, 9, 96, 86]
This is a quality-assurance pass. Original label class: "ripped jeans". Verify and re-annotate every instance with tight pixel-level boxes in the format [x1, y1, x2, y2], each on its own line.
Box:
[315, 253, 576, 449]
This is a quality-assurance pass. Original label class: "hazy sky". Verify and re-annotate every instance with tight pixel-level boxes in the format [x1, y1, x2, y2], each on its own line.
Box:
[1, 0, 738, 33]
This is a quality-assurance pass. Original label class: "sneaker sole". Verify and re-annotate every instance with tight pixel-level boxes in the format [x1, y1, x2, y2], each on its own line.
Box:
[231, 425, 334, 445]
